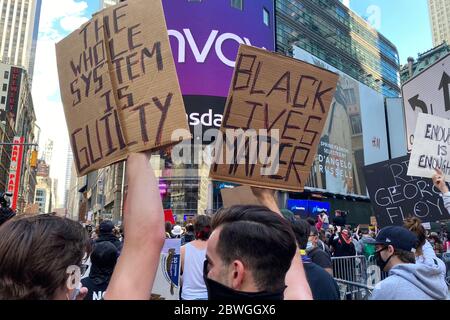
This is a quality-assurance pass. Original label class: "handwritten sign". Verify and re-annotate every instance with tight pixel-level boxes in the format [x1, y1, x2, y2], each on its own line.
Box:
[56, 0, 190, 177]
[220, 186, 262, 208]
[364, 155, 450, 227]
[408, 113, 450, 178]
[24, 203, 40, 215]
[209, 45, 339, 191]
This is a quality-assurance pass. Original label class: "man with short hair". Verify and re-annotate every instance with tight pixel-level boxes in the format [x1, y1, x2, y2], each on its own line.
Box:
[205, 204, 311, 300]
[291, 220, 340, 300]
[370, 226, 448, 300]
[96, 220, 123, 252]
[307, 226, 333, 275]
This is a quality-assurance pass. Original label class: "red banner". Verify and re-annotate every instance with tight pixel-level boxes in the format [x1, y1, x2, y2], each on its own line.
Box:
[7, 136, 24, 210]
[164, 209, 175, 224]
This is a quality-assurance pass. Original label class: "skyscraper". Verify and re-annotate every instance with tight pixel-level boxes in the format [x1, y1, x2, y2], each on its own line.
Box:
[0, 0, 42, 81]
[64, 145, 73, 208]
[428, 0, 450, 46]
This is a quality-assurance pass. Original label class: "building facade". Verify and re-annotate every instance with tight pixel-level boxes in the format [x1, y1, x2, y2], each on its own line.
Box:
[0, 0, 42, 81]
[63, 146, 72, 208]
[400, 42, 450, 84]
[276, 0, 401, 98]
[0, 62, 37, 213]
[428, 0, 450, 47]
[34, 159, 52, 213]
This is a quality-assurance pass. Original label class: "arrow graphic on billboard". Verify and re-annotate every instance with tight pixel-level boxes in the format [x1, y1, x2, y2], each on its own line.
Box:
[439, 71, 450, 112]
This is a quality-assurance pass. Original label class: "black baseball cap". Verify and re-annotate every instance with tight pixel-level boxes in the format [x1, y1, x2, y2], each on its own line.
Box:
[374, 226, 418, 252]
[99, 220, 115, 234]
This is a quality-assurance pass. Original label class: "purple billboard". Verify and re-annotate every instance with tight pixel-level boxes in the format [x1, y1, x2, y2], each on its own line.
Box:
[162, 0, 275, 132]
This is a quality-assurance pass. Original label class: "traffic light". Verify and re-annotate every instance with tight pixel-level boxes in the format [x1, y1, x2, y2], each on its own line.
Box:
[30, 150, 38, 168]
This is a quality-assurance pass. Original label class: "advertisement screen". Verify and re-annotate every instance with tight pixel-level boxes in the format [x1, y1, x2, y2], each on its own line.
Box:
[293, 47, 389, 196]
[162, 0, 275, 132]
[287, 199, 330, 218]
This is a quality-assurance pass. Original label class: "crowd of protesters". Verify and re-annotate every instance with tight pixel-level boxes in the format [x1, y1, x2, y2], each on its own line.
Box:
[0, 153, 449, 300]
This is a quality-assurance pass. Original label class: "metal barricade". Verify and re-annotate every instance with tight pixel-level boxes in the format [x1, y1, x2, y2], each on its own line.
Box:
[335, 279, 373, 300]
[332, 255, 388, 299]
[332, 255, 368, 284]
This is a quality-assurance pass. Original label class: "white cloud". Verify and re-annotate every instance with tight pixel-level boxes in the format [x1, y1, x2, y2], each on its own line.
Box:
[60, 16, 89, 32]
[32, 0, 91, 207]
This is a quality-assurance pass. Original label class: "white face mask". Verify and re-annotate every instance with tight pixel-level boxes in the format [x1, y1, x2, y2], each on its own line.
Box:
[306, 241, 314, 252]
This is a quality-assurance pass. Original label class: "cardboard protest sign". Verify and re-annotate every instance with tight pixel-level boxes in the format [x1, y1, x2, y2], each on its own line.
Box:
[220, 186, 262, 208]
[151, 239, 181, 300]
[422, 222, 431, 230]
[24, 203, 40, 215]
[56, 0, 190, 177]
[210, 45, 339, 191]
[364, 155, 450, 227]
[408, 113, 450, 178]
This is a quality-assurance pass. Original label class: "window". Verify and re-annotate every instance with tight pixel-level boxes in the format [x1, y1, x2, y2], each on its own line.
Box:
[231, 0, 243, 10]
[4, 71, 9, 79]
[2, 84, 6, 91]
[263, 8, 270, 26]
[350, 115, 362, 135]
[1, 96, 5, 104]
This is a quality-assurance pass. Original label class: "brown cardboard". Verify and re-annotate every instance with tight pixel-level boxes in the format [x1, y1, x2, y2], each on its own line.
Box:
[24, 203, 40, 215]
[56, 0, 191, 177]
[220, 186, 262, 208]
[210, 45, 339, 192]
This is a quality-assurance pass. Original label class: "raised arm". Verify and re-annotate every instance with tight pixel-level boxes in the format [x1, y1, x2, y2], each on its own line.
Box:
[104, 152, 165, 300]
[432, 168, 450, 212]
[251, 187, 313, 300]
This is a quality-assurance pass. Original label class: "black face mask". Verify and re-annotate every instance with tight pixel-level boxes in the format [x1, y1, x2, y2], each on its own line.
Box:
[375, 247, 393, 272]
[203, 260, 285, 300]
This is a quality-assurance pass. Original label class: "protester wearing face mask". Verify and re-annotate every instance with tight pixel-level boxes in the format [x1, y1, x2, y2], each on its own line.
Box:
[370, 226, 448, 300]
[0, 214, 91, 300]
[291, 220, 340, 300]
[306, 226, 333, 275]
[204, 202, 312, 300]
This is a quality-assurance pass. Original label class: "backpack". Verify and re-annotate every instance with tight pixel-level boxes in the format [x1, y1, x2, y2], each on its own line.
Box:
[363, 242, 376, 259]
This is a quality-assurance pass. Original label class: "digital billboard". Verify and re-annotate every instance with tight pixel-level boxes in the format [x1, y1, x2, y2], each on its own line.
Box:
[162, 0, 275, 133]
[287, 199, 331, 218]
[293, 46, 389, 196]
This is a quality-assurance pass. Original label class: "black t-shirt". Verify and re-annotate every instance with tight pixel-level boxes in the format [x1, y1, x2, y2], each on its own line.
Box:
[332, 234, 356, 257]
[81, 277, 109, 300]
[308, 247, 332, 270]
[304, 262, 340, 300]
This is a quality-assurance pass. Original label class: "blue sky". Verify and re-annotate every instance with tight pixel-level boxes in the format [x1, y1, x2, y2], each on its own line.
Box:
[32, 0, 99, 206]
[347, 0, 433, 65]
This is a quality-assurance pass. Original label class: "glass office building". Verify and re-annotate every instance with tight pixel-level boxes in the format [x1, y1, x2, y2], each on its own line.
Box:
[276, 0, 401, 98]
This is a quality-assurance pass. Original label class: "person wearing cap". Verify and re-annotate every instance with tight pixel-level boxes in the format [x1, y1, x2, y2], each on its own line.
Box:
[81, 242, 119, 300]
[370, 226, 448, 300]
[95, 220, 123, 252]
[171, 225, 184, 239]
